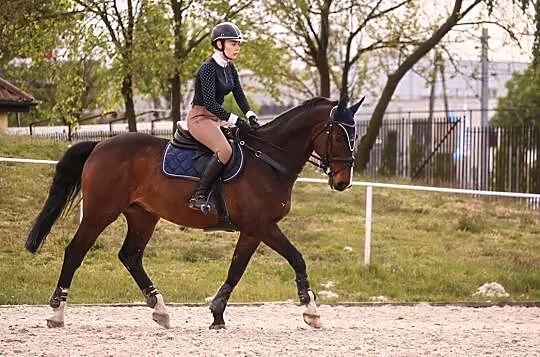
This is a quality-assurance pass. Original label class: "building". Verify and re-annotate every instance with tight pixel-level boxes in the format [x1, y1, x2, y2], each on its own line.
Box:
[0, 77, 37, 131]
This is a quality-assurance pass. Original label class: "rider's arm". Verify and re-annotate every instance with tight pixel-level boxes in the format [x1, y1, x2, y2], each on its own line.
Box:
[230, 64, 255, 119]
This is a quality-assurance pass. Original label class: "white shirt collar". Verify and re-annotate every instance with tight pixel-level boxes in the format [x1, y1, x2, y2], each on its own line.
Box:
[212, 52, 228, 68]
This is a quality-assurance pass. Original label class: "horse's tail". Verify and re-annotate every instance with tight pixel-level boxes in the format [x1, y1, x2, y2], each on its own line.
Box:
[25, 141, 99, 253]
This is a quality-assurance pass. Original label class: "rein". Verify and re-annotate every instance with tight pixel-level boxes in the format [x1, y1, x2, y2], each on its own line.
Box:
[239, 139, 298, 179]
[238, 107, 355, 179]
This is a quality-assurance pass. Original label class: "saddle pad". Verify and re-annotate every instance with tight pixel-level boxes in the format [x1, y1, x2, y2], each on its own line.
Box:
[161, 142, 244, 182]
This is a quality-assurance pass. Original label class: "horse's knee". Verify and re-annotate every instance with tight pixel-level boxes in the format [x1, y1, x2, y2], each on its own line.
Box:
[118, 247, 141, 270]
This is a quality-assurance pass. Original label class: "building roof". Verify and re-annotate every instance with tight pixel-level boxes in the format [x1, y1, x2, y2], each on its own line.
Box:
[0, 77, 37, 112]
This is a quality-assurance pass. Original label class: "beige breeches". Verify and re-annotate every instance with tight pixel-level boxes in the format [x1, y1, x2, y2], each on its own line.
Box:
[187, 105, 233, 164]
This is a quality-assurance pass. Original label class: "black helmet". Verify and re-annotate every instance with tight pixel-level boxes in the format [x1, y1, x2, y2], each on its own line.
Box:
[211, 22, 245, 49]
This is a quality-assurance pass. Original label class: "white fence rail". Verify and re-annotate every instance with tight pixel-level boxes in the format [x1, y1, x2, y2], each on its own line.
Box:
[3, 156, 540, 266]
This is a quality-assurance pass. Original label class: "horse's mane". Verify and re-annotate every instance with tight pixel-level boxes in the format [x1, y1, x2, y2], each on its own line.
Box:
[261, 97, 337, 129]
[300, 97, 338, 110]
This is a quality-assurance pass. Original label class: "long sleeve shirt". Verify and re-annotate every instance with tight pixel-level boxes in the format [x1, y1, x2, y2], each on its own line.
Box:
[191, 53, 251, 121]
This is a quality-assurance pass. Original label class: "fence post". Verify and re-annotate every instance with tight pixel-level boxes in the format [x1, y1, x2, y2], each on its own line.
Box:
[364, 185, 373, 266]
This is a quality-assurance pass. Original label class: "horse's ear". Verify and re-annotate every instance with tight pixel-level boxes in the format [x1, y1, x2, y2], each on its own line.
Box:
[349, 96, 365, 114]
[337, 96, 349, 112]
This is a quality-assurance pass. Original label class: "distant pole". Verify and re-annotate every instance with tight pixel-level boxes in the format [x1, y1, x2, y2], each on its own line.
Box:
[481, 28, 489, 128]
[364, 185, 373, 267]
[480, 28, 489, 190]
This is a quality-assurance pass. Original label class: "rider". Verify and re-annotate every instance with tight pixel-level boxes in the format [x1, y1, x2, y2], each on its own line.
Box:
[187, 21, 259, 212]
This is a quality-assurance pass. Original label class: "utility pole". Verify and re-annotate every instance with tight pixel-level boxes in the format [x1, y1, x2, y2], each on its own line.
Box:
[481, 28, 489, 128]
[480, 28, 489, 190]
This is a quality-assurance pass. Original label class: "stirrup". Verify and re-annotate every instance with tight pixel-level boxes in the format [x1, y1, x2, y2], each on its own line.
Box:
[189, 194, 211, 215]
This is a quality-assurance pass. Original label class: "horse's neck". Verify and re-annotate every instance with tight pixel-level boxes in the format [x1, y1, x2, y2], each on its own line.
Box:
[257, 107, 327, 173]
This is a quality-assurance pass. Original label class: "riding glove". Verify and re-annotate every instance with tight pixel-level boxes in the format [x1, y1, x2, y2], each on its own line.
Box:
[235, 119, 251, 133]
[246, 113, 260, 128]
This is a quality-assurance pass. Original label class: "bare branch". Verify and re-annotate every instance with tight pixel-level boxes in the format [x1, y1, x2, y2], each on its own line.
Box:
[454, 21, 523, 48]
[112, 0, 127, 39]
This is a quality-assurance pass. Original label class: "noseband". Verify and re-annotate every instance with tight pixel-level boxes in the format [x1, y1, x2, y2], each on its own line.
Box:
[240, 106, 356, 180]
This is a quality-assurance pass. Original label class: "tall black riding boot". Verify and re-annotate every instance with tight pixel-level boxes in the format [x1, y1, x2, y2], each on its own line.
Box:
[189, 155, 225, 214]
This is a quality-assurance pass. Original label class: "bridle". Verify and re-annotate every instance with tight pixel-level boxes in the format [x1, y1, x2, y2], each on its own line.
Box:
[238, 105, 356, 181]
[309, 106, 356, 178]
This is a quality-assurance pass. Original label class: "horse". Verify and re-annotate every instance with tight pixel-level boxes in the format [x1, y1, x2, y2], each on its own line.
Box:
[26, 96, 363, 329]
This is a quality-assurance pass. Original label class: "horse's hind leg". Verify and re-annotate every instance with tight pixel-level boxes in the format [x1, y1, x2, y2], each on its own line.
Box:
[118, 205, 170, 328]
[47, 213, 118, 328]
[210, 232, 260, 329]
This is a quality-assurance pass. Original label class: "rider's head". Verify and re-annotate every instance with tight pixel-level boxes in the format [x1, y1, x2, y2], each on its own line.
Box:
[211, 22, 245, 61]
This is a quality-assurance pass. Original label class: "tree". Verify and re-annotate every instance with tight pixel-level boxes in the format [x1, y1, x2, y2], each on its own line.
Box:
[136, 0, 290, 133]
[0, 0, 112, 126]
[72, 0, 141, 132]
[264, 0, 534, 171]
[491, 0, 540, 127]
[0, 0, 76, 66]
[263, 0, 413, 99]
[355, 0, 500, 171]
[491, 66, 540, 126]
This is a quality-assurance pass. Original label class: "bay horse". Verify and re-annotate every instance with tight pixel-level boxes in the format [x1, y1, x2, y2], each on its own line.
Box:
[26, 96, 363, 329]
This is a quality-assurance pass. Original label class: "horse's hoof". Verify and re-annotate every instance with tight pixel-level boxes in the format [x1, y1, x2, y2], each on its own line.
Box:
[152, 311, 171, 329]
[46, 318, 64, 328]
[303, 312, 322, 329]
[209, 323, 226, 330]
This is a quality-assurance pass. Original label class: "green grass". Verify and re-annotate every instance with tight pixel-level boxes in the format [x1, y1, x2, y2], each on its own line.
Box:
[1, 134, 539, 304]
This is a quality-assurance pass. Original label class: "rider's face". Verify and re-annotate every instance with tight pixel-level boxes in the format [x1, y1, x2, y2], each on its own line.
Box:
[222, 40, 241, 60]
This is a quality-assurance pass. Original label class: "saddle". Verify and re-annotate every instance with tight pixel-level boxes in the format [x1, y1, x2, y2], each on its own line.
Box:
[162, 122, 245, 232]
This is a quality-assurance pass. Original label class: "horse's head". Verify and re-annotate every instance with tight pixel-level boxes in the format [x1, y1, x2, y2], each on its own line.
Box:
[312, 96, 364, 191]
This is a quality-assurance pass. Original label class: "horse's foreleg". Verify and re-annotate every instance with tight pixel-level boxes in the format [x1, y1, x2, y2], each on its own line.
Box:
[210, 232, 260, 329]
[47, 215, 115, 328]
[262, 224, 321, 328]
[119, 206, 169, 328]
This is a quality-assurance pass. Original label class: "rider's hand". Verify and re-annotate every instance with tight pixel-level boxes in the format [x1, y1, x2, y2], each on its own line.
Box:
[235, 119, 250, 133]
[246, 112, 260, 128]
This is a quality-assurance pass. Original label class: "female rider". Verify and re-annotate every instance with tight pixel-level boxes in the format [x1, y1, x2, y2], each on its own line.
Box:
[187, 21, 259, 212]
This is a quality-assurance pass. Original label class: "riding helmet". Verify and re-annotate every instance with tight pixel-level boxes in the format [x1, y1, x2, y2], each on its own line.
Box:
[211, 22, 245, 49]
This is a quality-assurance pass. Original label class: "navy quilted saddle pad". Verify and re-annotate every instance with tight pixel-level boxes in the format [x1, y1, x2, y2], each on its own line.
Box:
[161, 141, 244, 182]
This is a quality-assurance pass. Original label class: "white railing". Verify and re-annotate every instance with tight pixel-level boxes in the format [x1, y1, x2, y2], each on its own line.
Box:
[3, 157, 540, 266]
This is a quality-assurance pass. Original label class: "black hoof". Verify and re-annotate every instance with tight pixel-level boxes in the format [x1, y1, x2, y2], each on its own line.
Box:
[209, 323, 226, 330]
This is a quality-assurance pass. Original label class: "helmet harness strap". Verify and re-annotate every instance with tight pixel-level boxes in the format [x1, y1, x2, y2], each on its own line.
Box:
[217, 40, 233, 61]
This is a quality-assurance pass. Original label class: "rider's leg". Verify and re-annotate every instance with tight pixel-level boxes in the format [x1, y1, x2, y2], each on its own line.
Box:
[187, 107, 232, 211]
[189, 154, 225, 210]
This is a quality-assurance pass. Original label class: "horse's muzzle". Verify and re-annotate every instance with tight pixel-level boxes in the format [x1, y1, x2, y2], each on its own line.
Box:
[333, 181, 349, 191]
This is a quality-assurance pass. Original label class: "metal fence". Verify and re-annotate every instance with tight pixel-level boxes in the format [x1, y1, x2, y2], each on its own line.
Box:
[360, 116, 540, 193]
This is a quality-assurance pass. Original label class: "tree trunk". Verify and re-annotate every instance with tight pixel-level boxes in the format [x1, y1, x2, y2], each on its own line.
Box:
[355, 0, 473, 171]
[170, 0, 183, 134]
[319, 57, 331, 97]
[340, 62, 351, 98]
[318, 0, 331, 97]
[170, 73, 181, 133]
[121, 75, 137, 132]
